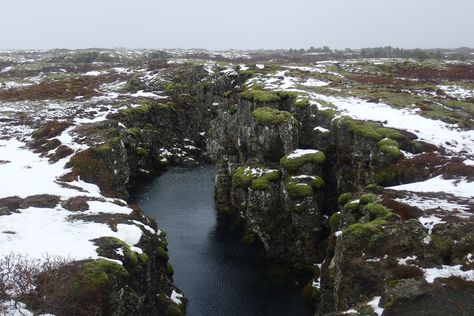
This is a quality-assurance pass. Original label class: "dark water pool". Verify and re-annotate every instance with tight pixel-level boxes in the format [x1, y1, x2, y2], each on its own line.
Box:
[131, 166, 313, 316]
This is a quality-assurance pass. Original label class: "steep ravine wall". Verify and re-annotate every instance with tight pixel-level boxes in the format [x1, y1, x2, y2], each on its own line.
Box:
[50, 64, 242, 315]
[203, 78, 461, 315]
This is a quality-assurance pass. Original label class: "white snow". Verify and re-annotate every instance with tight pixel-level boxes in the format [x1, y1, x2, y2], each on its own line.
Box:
[314, 126, 330, 133]
[128, 90, 164, 99]
[0, 138, 95, 199]
[397, 255, 418, 266]
[0, 300, 54, 316]
[394, 195, 471, 218]
[170, 290, 183, 304]
[0, 66, 13, 73]
[301, 78, 328, 87]
[314, 95, 474, 157]
[239, 64, 249, 71]
[388, 176, 474, 199]
[85, 71, 103, 76]
[87, 201, 132, 215]
[256, 64, 264, 69]
[423, 265, 474, 283]
[0, 207, 143, 262]
[437, 85, 474, 100]
[367, 296, 384, 316]
[418, 215, 445, 244]
[286, 149, 320, 159]
[464, 159, 474, 166]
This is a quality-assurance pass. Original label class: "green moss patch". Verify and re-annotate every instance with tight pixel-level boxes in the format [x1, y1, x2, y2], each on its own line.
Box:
[232, 166, 281, 190]
[329, 212, 341, 232]
[251, 107, 292, 125]
[294, 96, 311, 109]
[378, 138, 401, 159]
[93, 236, 149, 267]
[338, 192, 353, 205]
[343, 203, 399, 237]
[134, 146, 148, 157]
[284, 175, 325, 199]
[280, 149, 326, 172]
[78, 259, 128, 292]
[360, 193, 376, 205]
[339, 117, 405, 142]
[285, 181, 313, 199]
[241, 90, 281, 103]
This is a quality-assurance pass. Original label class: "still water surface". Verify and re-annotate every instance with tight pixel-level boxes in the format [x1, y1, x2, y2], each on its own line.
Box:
[132, 166, 312, 316]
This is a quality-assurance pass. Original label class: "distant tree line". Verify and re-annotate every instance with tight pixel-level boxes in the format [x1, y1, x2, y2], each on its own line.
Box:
[287, 46, 471, 61]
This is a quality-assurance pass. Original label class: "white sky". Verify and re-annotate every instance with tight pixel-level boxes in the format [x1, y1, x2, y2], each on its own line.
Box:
[1, 0, 473, 50]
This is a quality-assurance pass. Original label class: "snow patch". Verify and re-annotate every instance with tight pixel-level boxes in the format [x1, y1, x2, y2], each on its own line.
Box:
[287, 149, 320, 159]
[170, 290, 183, 304]
[389, 176, 474, 199]
[423, 265, 474, 283]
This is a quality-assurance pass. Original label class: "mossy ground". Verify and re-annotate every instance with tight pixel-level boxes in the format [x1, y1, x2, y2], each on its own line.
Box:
[241, 90, 281, 103]
[339, 117, 405, 142]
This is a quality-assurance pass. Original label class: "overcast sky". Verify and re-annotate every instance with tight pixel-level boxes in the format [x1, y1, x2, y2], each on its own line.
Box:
[1, 0, 473, 50]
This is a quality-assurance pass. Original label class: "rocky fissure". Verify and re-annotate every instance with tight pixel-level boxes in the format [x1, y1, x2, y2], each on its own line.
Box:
[1, 50, 473, 315]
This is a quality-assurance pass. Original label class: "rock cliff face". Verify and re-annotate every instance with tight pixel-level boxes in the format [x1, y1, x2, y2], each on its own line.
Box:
[202, 61, 474, 315]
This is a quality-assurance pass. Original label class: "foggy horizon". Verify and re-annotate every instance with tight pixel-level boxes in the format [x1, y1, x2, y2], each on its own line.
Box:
[1, 0, 473, 51]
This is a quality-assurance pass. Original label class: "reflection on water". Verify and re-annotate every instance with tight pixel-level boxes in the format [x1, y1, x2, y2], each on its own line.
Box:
[132, 166, 313, 316]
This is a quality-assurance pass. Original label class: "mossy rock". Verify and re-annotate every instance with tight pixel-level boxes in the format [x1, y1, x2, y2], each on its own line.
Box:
[379, 145, 401, 159]
[126, 127, 141, 138]
[164, 303, 185, 316]
[338, 192, 353, 205]
[360, 193, 376, 205]
[241, 90, 281, 103]
[340, 117, 405, 142]
[96, 144, 111, 156]
[319, 109, 337, 119]
[294, 97, 311, 109]
[378, 138, 399, 148]
[250, 170, 281, 190]
[329, 212, 341, 233]
[356, 304, 375, 316]
[239, 69, 257, 77]
[134, 146, 148, 157]
[251, 107, 292, 125]
[280, 150, 326, 172]
[343, 217, 388, 237]
[363, 184, 383, 193]
[232, 166, 281, 190]
[311, 176, 325, 189]
[432, 234, 454, 259]
[278, 91, 298, 100]
[366, 202, 392, 219]
[285, 181, 313, 199]
[344, 200, 360, 211]
[166, 263, 174, 276]
[93, 236, 147, 267]
[284, 175, 323, 200]
[78, 259, 128, 292]
[378, 138, 401, 159]
[156, 246, 169, 262]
